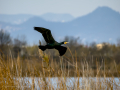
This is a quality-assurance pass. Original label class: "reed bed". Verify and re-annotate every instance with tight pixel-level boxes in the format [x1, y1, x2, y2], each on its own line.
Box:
[0, 49, 120, 90]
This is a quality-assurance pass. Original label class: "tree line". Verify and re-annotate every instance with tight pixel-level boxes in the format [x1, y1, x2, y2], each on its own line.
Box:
[0, 29, 120, 64]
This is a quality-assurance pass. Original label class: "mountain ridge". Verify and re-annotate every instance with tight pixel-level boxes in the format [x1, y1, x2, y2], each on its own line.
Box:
[0, 6, 120, 45]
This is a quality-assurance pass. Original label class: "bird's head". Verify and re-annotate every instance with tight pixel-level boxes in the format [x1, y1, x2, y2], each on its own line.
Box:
[64, 41, 69, 44]
[61, 41, 69, 45]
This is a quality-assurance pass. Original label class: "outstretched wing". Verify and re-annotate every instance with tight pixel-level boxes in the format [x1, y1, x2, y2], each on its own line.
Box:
[34, 27, 55, 43]
[55, 46, 67, 56]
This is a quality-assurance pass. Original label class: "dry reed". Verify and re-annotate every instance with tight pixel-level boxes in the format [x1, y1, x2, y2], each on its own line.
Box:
[0, 49, 120, 90]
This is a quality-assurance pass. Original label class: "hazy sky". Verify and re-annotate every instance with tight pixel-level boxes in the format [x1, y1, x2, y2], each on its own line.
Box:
[0, 0, 120, 17]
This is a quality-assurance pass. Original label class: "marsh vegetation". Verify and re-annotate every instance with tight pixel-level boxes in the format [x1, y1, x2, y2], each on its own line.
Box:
[0, 29, 120, 90]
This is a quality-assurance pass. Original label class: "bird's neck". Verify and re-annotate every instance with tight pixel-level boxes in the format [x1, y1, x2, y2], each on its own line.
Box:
[59, 42, 64, 45]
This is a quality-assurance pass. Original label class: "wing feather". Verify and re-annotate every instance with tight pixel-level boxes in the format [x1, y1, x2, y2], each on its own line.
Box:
[34, 27, 55, 43]
[55, 46, 67, 56]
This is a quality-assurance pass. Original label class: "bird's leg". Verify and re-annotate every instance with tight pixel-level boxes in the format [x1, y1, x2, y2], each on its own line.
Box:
[39, 40, 41, 45]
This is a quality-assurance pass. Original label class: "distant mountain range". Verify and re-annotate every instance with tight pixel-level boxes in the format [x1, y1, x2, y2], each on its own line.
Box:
[0, 14, 33, 24]
[0, 13, 74, 24]
[0, 6, 120, 45]
[40, 13, 74, 22]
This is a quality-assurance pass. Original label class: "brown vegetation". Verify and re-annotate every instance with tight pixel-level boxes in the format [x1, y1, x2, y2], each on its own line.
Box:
[0, 29, 120, 89]
[0, 48, 120, 89]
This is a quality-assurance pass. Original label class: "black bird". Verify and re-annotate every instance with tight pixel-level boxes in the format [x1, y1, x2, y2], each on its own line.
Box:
[34, 27, 69, 56]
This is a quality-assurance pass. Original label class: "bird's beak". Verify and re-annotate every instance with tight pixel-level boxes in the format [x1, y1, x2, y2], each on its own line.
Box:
[64, 42, 69, 44]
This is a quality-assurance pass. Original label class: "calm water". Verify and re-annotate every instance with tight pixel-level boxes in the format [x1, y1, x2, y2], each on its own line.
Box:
[16, 77, 120, 90]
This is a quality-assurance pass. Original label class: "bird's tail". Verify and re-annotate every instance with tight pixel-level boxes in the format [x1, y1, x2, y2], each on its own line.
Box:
[38, 45, 47, 51]
[55, 46, 67, 56]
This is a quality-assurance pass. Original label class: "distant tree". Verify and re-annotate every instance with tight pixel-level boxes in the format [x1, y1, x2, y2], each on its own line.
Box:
[117, 38, 120, 47]
[0, 29, 11, 46]
[13, 35, 27, 57]
[90, 42, 96, 48]
[63, 36, 80, 47]
[101, 43, 110, 55]
[89, 42, 97, 55]
[0, 29, 11, 56]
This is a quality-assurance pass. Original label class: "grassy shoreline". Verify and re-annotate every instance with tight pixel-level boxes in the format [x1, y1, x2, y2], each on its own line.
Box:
[0, 49, 120, 89]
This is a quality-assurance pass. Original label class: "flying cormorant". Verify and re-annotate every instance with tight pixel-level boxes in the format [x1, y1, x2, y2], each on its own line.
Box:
[34, 27, 69, 56]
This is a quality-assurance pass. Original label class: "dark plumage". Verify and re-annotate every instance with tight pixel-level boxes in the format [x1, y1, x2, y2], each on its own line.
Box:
[34, 27, 69, 56]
